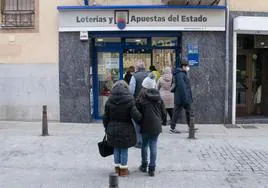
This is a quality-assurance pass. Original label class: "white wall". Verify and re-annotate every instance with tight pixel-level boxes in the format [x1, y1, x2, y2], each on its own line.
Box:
[0, 64, 59, 121]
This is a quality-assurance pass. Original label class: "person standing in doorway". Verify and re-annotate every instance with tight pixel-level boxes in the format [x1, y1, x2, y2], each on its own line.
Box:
[149, 65, 161, 81]
[157, 66, 174, 125]
[129, 60, 149, 148]
[169, 60, 195, 136]
[124, 66, 135, 85]
[103, 80, 142, 177]
[136, 73, 165, 176]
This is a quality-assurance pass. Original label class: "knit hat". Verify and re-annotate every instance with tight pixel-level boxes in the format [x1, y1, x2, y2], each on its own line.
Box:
[142, 73, 156, 89]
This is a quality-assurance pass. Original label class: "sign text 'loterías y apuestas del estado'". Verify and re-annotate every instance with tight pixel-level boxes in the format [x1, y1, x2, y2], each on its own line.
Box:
[59, 8, 225, 31]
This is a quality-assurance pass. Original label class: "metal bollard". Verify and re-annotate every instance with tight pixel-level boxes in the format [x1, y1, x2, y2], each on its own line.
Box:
[188, 111, 196, 139]
[42, 105, 49, 136]
[109, 173, 119, 188]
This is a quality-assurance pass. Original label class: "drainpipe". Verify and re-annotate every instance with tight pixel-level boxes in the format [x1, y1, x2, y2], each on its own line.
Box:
[224, 0, 230, 124]
[84, 0, 89, 5]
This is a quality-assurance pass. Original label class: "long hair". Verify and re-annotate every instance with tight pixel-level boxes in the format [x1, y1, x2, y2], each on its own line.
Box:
[136, 87, 147, 104]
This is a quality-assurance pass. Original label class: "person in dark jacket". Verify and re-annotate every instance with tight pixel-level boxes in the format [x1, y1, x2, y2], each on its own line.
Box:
[136, 73, 166, 177]
[129, 60, 150, 148]
[103, 80, 142, 177]
[124, 66, 135, 84]
[169, 60, 195, 134]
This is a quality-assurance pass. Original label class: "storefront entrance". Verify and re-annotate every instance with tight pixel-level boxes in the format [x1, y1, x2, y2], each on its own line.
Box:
[92, 32, 180, 119]
[236, 35, 268, 118]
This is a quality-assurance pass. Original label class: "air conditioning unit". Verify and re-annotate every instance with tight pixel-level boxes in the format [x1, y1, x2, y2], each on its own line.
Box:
[254, 35, 268, 48]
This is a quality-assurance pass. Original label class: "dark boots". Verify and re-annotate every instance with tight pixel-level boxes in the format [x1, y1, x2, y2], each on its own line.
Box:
[148, 167, 155, 177]
[139, 163, 147, 172]
[139, 163, 155, 177]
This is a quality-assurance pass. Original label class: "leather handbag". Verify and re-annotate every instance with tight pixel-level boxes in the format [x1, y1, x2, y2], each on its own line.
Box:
[98, 135, 114, 157]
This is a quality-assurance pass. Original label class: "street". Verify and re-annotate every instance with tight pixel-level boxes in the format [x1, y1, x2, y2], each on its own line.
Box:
[1, 121, 268, 188]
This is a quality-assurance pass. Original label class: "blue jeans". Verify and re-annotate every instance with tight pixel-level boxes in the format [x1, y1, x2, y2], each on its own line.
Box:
[132, 119, 142, 145]
[114, 148, 128, 166]
[141, 133, 159, 169]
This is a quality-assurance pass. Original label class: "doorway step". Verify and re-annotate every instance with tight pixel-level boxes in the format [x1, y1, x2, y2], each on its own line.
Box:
[236, 116, 268, 124]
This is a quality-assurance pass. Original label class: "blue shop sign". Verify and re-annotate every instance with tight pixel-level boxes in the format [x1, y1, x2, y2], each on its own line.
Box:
[187, 43, 199, 66]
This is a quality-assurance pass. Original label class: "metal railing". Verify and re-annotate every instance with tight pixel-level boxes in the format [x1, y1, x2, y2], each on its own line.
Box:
[1, 0, 35, 28]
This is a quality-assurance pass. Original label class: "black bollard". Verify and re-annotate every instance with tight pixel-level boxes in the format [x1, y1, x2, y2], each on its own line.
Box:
[42, 105, 49, 136]
[188, 111, 196, 139]
[109, 173, 119, 188]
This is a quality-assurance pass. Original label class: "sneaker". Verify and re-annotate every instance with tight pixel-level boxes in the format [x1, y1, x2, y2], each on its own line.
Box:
[169, 128, 181, 134]
[139, 165, 147, 173]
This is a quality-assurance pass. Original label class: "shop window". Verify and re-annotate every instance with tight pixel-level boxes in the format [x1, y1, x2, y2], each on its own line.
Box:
[1, 0, 35, 28]
[152, 37, 177, 47]
[125, 38, 147, 46]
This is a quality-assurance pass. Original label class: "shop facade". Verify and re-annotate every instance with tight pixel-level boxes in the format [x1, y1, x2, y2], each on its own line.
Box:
[58, 5, 226, 123]
[229, 12, 268, 124]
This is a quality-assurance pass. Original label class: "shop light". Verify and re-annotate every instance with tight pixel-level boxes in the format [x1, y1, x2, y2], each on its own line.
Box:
[97, 38, 104, 42]
[135, 39, 141, 42]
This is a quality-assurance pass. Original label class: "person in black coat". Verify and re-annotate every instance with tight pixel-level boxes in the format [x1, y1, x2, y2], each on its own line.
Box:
[169, 60, 194, 134]
[136, 73, 166, 176]
[123, 66, 135, 85]
[103, 80, 142, 177]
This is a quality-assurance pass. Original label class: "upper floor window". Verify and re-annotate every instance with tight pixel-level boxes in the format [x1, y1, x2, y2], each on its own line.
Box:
[1, 0, 35, 28]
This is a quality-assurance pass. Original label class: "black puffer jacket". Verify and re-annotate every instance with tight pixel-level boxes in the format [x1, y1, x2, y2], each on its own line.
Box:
[137, 88, 166, 135]
[103, 95, 142, 148]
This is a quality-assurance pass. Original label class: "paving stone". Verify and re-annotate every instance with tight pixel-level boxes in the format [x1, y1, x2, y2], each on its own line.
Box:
[0, 122, 268, 188]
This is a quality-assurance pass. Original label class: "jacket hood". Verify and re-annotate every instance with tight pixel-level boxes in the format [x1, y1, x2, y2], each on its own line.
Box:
[145, 88, 161, 102]
[109, 95, 134, 105]
[162, 67, 172, 82]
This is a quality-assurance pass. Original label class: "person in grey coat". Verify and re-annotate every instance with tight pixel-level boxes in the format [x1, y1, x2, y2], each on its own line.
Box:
[129, 60, 149, 148]
[169, 60, 194, 134]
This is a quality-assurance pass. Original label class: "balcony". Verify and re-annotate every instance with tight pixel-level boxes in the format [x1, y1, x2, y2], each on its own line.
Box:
[161, 0, 221, 5]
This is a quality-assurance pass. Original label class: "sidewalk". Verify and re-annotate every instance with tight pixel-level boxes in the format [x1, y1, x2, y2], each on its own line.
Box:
[1, 121, 268, 188]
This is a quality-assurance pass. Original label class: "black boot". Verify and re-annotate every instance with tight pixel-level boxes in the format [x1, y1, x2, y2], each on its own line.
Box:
[139, 162, 147, 172]
[148, 167, 155, 177]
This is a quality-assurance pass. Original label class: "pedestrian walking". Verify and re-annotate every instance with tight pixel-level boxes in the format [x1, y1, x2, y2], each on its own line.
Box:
[157, 66, 174, 125]
[103, 80, 142, 177]
[129, 60, 150, 148]
[136, 73, 166, 176]
[169, 60, 196, 136]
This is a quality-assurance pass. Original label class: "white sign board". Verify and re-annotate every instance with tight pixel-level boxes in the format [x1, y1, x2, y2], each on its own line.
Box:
[80, 31, 88, 40]
[58, 8, 225, 31]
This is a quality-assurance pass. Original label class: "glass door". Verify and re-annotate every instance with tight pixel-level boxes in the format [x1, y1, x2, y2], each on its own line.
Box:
[236, 53, 261, 116]
[96, 51, 120, 117]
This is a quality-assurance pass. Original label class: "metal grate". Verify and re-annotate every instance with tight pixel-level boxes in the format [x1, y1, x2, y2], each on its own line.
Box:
[224, 124, 241, 129]
[1, 0, 35, 28]
[241, 125, 258, 129]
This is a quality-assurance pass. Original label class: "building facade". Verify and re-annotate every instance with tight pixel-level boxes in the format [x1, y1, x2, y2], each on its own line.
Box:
[0, 0, 268, 124]
[229, 0, 268, 124]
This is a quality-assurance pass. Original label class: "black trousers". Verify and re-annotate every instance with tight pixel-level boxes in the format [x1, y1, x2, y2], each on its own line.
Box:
[163, 108, 173, 124]
[170, 104, 194, 130]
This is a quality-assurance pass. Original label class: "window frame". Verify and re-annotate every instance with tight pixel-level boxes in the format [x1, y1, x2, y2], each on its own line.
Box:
[0, 0, 39, 32]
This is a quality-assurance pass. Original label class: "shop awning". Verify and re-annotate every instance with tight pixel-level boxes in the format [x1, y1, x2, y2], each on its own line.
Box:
[234, 16, 268, 34]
